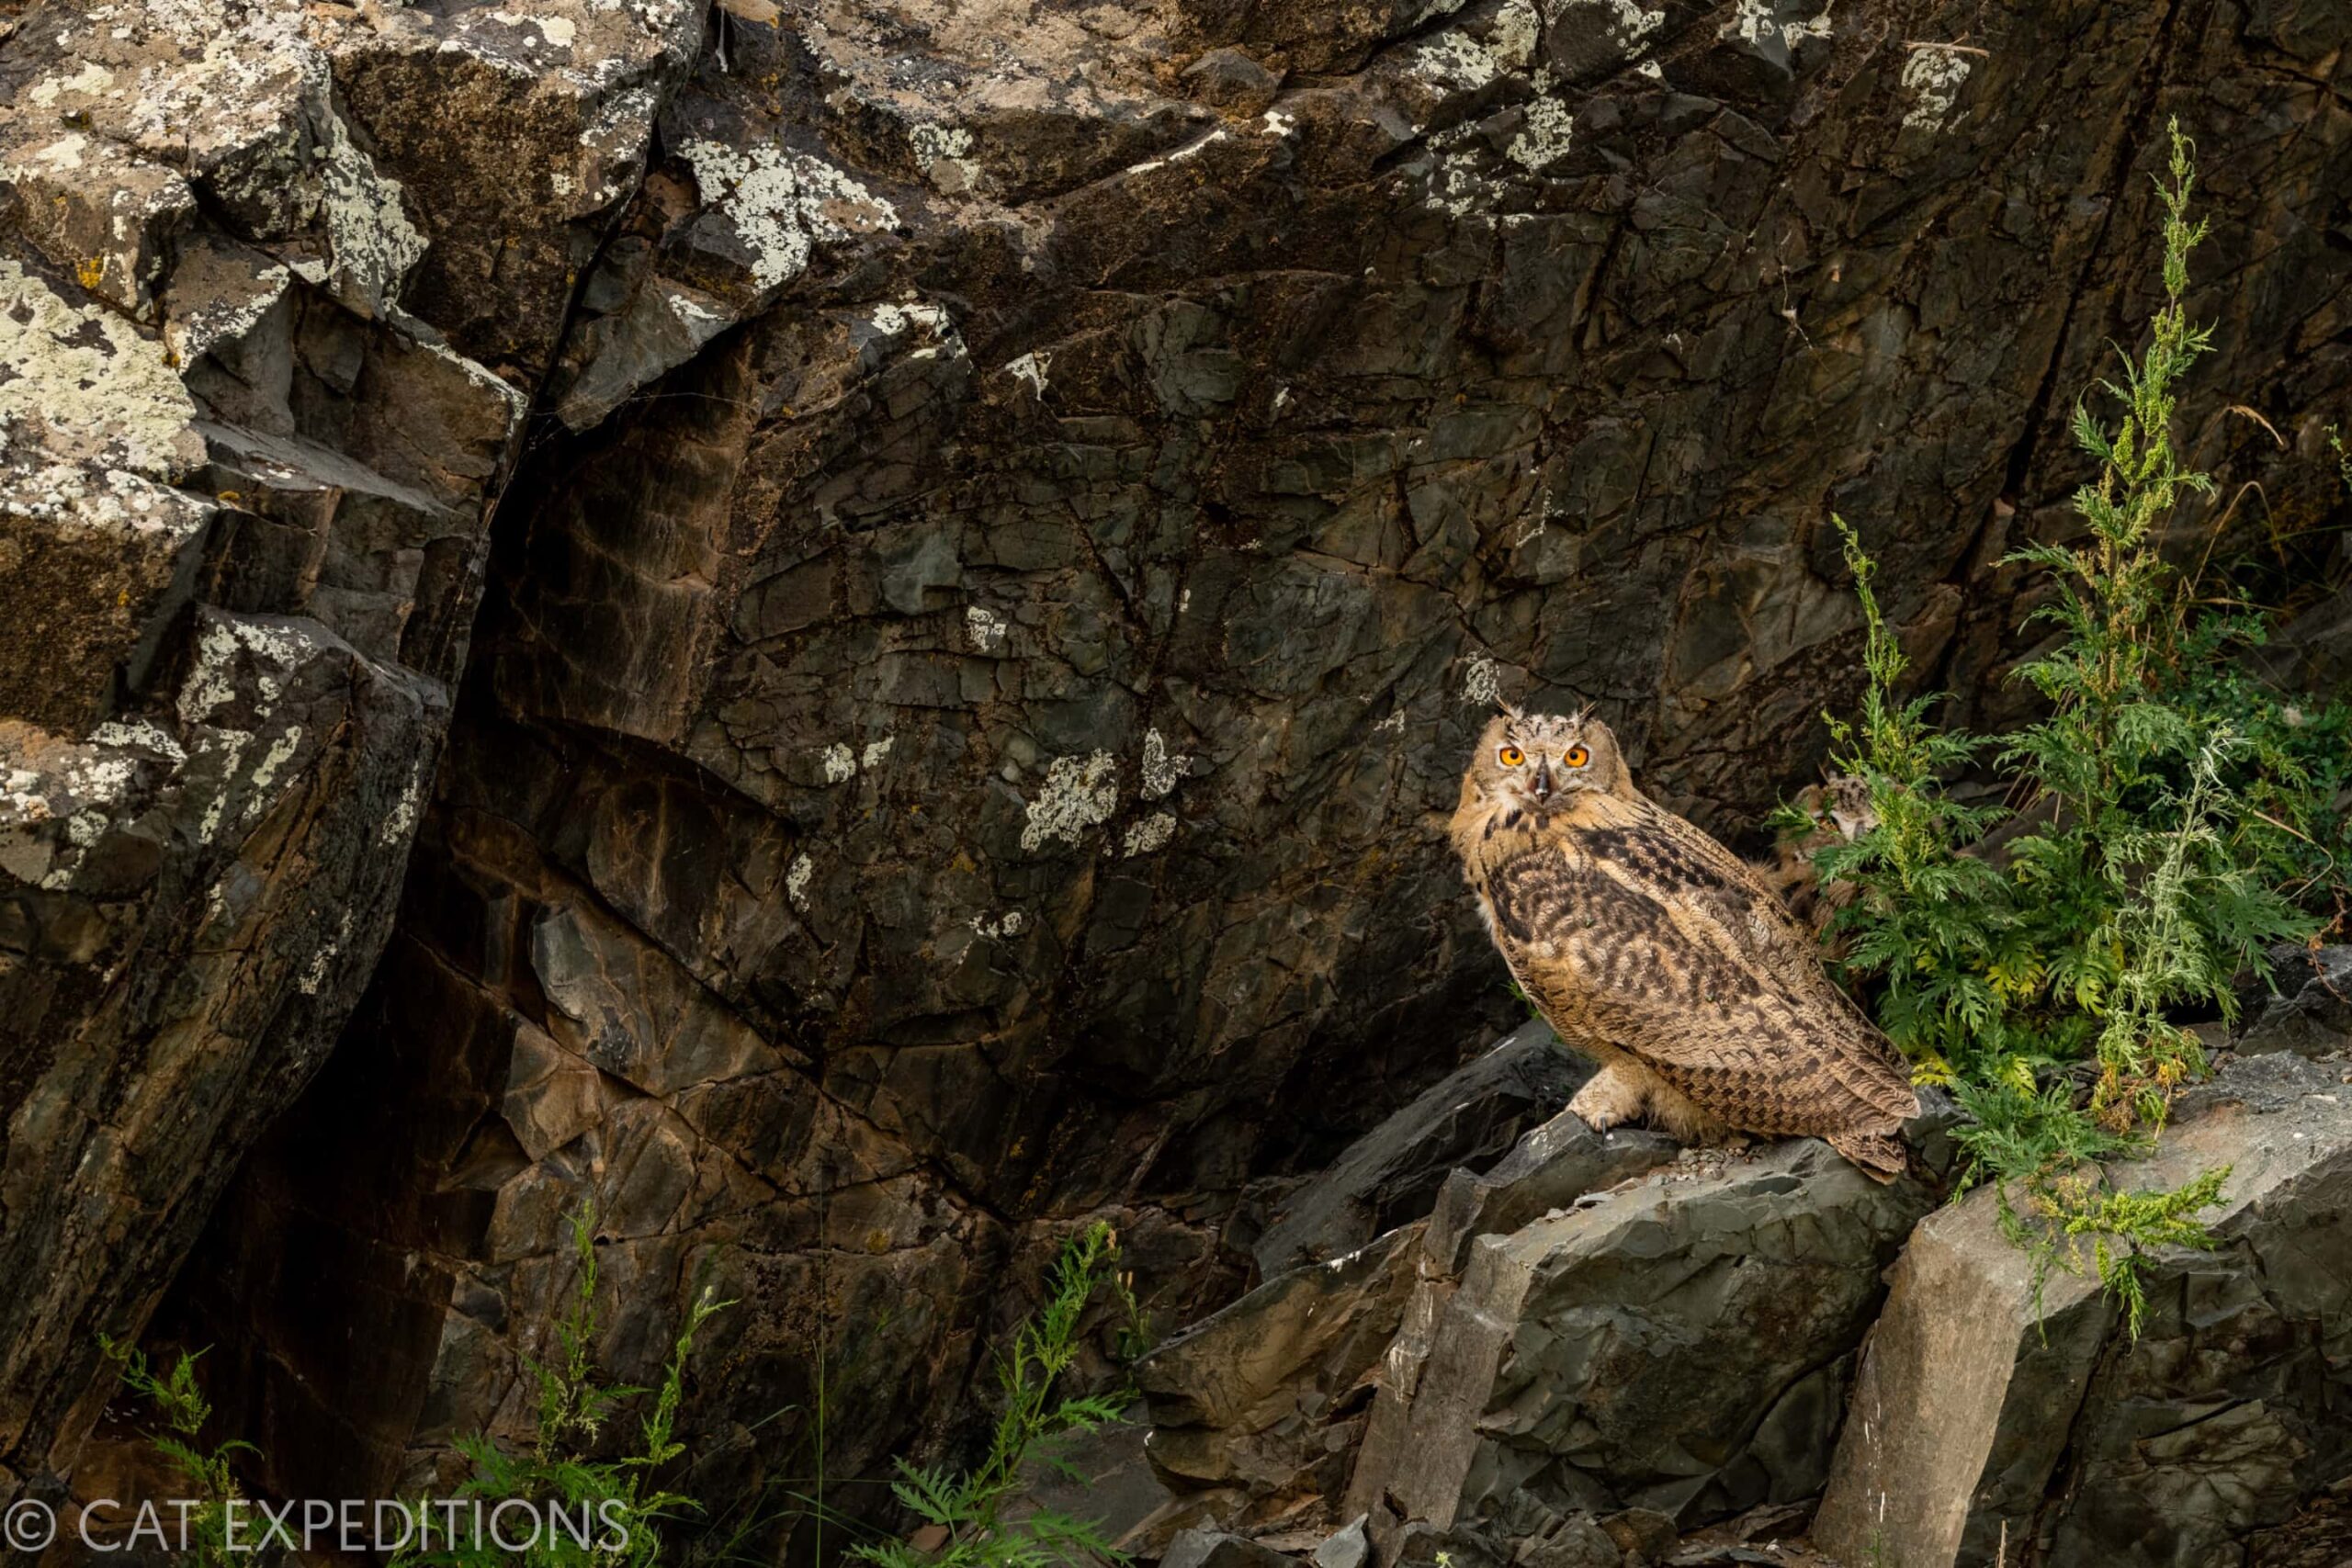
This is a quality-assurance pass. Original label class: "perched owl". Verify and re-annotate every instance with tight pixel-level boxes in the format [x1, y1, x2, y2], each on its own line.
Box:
[1450, 708, 1919, 1181]
[1756, 776, 1875, 939]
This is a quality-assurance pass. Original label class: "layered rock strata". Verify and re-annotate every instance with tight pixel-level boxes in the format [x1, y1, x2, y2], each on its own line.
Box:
[0, 0, 2343, 1546]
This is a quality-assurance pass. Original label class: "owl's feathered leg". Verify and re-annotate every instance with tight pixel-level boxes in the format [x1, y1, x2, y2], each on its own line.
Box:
[1642, 1077, 1729, 1145]
[1566, 1055, 1650, 1132]
[1568, 1053, 1730, 1145]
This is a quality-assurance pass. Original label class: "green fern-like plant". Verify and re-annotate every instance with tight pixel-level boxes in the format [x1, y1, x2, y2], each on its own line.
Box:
[851, 1222, 1136, 1568]
[1786, 514, 2015, 1087]
[390, 1205, 733, 1566]
[1794, 121, 2331, 1335]
[99, 1337, 272, 1564]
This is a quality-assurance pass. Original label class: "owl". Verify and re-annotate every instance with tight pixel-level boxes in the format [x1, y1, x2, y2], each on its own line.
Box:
[1756, 776, 1875, 938]
[1450, 707, 1919, 1180]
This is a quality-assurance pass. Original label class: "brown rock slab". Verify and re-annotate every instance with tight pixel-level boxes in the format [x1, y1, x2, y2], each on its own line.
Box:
[1142, 1223, 1424, 1522]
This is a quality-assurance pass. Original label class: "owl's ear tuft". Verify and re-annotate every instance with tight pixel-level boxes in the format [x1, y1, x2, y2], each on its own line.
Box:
[1497, 699, 1524, 722]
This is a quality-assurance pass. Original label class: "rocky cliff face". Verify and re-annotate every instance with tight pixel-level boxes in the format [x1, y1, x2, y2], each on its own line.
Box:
[2, 0, 2347, 1551]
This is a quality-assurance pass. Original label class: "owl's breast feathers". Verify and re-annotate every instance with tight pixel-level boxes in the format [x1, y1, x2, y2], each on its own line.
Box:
[1456, 790, 1918, 1140]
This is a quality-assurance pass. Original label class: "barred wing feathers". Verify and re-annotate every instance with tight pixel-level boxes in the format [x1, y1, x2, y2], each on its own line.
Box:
[1484, 807, 1919, 1138]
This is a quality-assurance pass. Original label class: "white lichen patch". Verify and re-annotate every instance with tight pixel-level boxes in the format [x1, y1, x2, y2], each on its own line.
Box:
[89, 719, 184, 765]
[871, 299, 954, 338]
[1004, 351, 1051, 400]
[1596, 0, 1666, 47]
[29, 61, 115, 107]
[486, 10, 579, 48]
[786, 852, 814, 910]
[1121, 811, 1176, 857]
[1507, 96, 1576, 170]
[20, 134, 88, 175]
[315, 104, 429, 318]
[821, 742, 857, 783]
[194, 729, 251, 847]
[860, 735, 894, 769]
[1489, 0, 1541, 64]
[1901, 48, 1973, 131]
[0, 259, 201, 483]
[1462, 652, 1504, 706]
[1140, 728, 1190, 800]
[241, 726, 303, 824]
[296, 909, 354, 997]
[177, 621, 243, 727]
[1414, 31, 1502, 90]
[1374, 708, 1409, 736]
[1414, 0, 1540, 90]
[679, 140, 899, 292]
[910, 121, 979, 194]
[1721, 0, 1833, 51]
[1422, 123, 1487, 219]
[379, 756, 428, 847]
[969, 909, 1026, 939]
[967, 604, 1009, 652]
[178, 616, 310, 729]
[166, 262, 290, 366]
[1020, 751, 1118, 852]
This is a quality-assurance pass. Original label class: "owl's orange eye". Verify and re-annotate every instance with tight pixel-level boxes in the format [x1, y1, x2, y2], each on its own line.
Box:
[1565, 746, 1589, 768]
[1498, 745, 1525, 767]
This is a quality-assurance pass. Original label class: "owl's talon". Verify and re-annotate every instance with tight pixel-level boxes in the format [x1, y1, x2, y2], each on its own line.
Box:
[1567, 1060, 1649, 1134]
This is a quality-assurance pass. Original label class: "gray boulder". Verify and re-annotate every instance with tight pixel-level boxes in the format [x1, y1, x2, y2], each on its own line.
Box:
[1351, 1138, 1935, 1535]
[1310, 1514, 1371, 1568]
[1254, 1021, 1593, 1277]
[1422, 1105, 1687, 1275]
[1164, 1526, 1302, 1568]
[1813, 1053, 2352, 1568]
[2235, 945, 2352, 1058]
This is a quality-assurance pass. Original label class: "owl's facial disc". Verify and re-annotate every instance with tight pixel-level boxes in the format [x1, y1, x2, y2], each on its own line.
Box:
[1490, 712, 1600, 812]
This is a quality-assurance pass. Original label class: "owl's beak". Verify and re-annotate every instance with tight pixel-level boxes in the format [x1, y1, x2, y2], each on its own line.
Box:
[1531, 760, 1554, 803]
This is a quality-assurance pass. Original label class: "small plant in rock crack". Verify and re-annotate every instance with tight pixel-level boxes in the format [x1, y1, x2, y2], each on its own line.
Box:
[1787, 121, 2339, 1337]
[98, 1336, 271, 1565]
[389, 1204, 733, 1566]
[851, 1222, 1138, 1568]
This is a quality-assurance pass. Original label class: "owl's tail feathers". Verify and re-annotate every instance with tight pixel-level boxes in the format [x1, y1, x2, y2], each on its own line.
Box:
[1826, 1128, 1910, 1184]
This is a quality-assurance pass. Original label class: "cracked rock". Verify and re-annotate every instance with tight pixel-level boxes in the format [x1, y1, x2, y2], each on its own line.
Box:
[1813, 1054, 2352, 1568]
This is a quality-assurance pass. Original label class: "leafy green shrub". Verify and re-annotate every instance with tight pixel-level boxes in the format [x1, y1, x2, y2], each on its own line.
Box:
[850, 1222, 1136, 1568]
[390, 1205, 732, 1566]
[1793, 121, 2343, 1335]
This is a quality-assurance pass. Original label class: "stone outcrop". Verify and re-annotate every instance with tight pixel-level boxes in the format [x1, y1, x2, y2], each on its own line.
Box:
[1143, 1081, 1947, 1563]
[0, 0, 633, 1502]
[1148, 1051, 2352, 1568]
[1, 0, 2347, 1551]
[1253, 1021, 1592, 1276]
[2236, 944, 2352, 1059]
[1352, 1139, 1935, 1540]
[1138, 1022, 1679, 1535]
[1814, 1053, 2352, 1568]
[1143, 1222, 1429, 1533]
